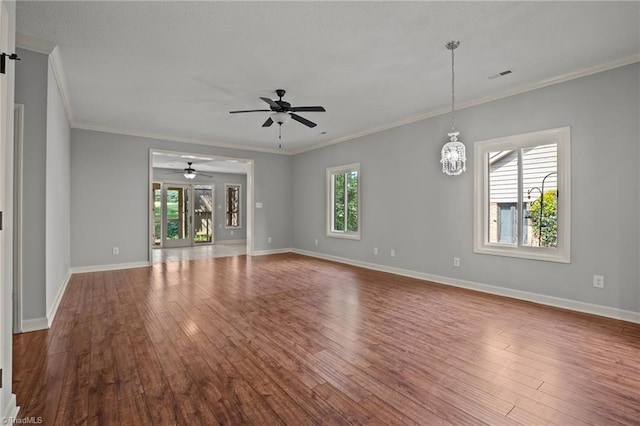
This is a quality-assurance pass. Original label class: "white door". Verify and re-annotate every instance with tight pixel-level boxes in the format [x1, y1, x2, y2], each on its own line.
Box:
[163, 184, 192, 248]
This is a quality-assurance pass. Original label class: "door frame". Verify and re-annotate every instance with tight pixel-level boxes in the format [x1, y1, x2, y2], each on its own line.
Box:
[12, 104, 22, 333]
[148, 149, 254, 262]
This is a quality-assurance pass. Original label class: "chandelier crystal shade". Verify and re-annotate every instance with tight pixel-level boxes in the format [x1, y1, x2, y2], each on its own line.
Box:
[440, 40, 466, 176]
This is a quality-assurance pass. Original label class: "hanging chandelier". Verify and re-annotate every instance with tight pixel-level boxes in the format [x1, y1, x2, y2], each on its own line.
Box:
[440, 40, 466, 176]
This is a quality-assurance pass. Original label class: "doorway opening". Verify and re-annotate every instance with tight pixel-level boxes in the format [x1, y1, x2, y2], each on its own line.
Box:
[148, 149, 253, 263]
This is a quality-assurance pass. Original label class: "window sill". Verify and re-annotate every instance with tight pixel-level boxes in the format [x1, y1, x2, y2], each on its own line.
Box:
[326, 232, 361, 241]
[474, 244, 570, 263]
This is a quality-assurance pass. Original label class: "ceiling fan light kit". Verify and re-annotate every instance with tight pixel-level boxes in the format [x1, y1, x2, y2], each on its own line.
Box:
[440, 40, 467, 176]
[178, 162, 214, 179]
[271, 112, 291, 125]
[183, 162, 197, 179]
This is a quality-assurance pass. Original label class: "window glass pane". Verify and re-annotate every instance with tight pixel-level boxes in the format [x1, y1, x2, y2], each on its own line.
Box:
[327, 163, 360, 239]
[346, 171, 358, 232]
[334, 173, 345, 231]
[488, 150, 517, 245]
[522, 143, 557, 247]
[166, 188, 181, 239]
[194, 186, 213, 243]
[153, 183, 161, 246]
[225, 185, 240, 228]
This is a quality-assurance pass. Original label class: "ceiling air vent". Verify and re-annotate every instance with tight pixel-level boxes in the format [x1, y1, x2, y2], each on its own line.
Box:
[488, 69, 513, 80]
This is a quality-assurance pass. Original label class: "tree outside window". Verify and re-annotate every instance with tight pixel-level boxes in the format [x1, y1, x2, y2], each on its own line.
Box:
[327, 163, 360, 239]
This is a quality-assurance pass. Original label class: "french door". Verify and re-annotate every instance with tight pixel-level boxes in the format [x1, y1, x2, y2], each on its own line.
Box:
[153, 183, 213, 248]
[163, 184, 191, 248]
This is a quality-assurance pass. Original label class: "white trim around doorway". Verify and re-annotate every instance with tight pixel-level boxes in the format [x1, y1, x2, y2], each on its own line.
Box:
[148, 149, 254, 263]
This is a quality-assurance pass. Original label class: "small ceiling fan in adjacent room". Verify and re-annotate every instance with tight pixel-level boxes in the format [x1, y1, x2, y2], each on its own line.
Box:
[171, 162, 213, 180]
[230, 89, 326, 141]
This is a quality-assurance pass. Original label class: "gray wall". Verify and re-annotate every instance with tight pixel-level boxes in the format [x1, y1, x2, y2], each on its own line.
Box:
[14, 47, 72, 323]
[152, 168, 247, 242]
[71, 129, 292, 268]
[293, 63, 640, 313]
[15, 48, 47, 320]
[45, 62, 71, 317]
[3, 0, 17, 412]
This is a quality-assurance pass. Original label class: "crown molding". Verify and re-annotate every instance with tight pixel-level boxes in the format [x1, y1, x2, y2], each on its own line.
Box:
[15, 34, 639, 158]
[72, 122, 290, 155]
[291, 53, 640, 155]
[49, 46, 75, 123]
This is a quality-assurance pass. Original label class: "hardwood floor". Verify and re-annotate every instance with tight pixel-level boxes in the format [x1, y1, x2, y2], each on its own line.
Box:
[13, 253, 640, 425]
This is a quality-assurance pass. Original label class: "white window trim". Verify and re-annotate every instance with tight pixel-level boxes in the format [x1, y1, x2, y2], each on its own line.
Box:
[473, 127, 571, 263]
[326, 163, 361, 240]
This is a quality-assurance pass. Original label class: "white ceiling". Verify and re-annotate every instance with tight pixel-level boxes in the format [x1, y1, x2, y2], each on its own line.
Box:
[15, 1, 640, 154]
[152, 151, 249, 174]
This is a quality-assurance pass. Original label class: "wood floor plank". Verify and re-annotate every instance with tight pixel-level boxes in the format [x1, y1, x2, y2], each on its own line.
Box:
[117, 394, 153, 426]
[88, 367, 119, 425]
[12, 253, 640, 425]
[165, 371, 219, 424]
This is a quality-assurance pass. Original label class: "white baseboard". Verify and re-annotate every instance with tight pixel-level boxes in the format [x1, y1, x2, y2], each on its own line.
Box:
[47, 271, 71, 328]
[215, 239, 247, 245]
[252, 248, 293, 256]
[70, 261, 150, 274]
[21, 317, 48, 332]
[292, 248, 640, 325]
[2, 394, 19, 422]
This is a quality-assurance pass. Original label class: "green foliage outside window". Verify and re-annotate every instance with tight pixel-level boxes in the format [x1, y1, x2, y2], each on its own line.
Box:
[334, 173, 345, 231]
[529, 190, 557, 247]
[166, 221, 179, 239]
[333, 171, 358, 232]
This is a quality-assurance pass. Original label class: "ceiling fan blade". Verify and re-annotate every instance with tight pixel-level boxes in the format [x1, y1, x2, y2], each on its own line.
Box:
[262, 117, 274, 127]
[289, 106, 326, 112]
[260, 97, 280, 109]
[290, 113, 317, 128]
[198, 173, 214, 178]
[230, 109, 271, 114]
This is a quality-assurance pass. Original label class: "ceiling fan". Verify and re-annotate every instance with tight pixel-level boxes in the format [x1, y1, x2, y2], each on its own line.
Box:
[230, 89, 326, 129]
[172, 162, 213, 180]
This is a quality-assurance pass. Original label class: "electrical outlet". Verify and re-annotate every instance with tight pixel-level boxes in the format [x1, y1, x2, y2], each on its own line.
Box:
[267, 236, 272, 243]
[314, 239, 318, 246]
[373, 247, 378, 255]
[593, 275, 604, 288]
[453, 257, 460, 267]
[112, 246, 119, 255]
[390, 249, 396, 257]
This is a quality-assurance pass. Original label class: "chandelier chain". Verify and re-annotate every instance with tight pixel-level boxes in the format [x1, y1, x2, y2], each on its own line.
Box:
[451, 44, 455, 131]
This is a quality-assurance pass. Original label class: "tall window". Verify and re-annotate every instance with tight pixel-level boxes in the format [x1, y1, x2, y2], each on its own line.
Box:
[474, 127, 571, 263]
[225, 184, 241, 228]
[327, 163, 360, 239]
